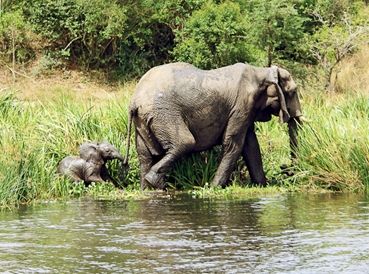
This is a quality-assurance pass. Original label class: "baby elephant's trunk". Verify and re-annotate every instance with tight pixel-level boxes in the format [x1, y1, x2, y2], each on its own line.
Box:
[114, 152, 125, 162]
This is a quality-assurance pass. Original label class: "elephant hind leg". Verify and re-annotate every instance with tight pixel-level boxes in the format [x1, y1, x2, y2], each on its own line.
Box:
[135, 132, 159, 190]
[134, 115, 164, 157]
[145, 119, 196, 189]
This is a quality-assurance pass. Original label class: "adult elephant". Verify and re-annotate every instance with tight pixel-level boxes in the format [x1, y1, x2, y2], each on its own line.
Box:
[123, 62, 304, 189]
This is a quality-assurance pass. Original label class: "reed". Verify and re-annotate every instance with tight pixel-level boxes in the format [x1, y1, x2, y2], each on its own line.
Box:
[0, 89, 138, 207]
[295, 91, 369, 191]
[0, 80, 368, 207]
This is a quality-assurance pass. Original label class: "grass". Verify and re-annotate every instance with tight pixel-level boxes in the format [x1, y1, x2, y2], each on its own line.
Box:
[189, 183, 294, 200]
[295, 91, 369, 191]
[0, 68, 368, 208]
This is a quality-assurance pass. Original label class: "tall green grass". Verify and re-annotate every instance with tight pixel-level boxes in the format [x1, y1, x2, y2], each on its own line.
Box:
[0, 86, 368, 207]
[296, 92, 369, 190]
[0, 91, 139, 207]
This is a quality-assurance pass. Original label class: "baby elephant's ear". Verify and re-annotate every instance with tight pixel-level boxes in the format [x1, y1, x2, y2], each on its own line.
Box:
[79, 142, 99, 160]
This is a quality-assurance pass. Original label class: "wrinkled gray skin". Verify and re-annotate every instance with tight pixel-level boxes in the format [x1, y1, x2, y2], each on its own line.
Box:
[58, 141, 124, 186]
[124, 62, 303, 190]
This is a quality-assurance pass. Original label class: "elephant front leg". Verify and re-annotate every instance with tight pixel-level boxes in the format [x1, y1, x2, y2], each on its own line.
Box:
[242, 125, 267, 186]
[211, 134, 245, 187]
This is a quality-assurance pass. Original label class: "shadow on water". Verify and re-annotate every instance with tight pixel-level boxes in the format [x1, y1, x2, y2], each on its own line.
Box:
[0, 192, 369, 273]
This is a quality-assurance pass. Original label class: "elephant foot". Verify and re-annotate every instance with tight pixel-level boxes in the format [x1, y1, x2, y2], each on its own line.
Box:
[145, 171, 166, 190]
[140, 179, 150, 190]
[249, 173, 268, 187]
[210, 178, 228, 188]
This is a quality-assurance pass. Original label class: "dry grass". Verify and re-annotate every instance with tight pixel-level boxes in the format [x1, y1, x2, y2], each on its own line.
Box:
[0, 68, 136, 105]
[335, 45, 369, 94]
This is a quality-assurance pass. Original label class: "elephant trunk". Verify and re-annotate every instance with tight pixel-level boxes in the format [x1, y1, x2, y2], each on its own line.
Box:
[286, 93, 305, 160]
[288, 117, 302, 160]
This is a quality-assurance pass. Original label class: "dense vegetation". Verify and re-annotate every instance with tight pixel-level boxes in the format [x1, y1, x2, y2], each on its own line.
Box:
[0, 82, 368, 207]
[0, 0, 368, 207]
[1, 0, 368, 84]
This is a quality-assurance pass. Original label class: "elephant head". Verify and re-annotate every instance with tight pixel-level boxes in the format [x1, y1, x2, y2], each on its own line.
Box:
[260, 66, 305, 160]
[79, 141, 124, 164]
[98, 141, 125, 161]
[264, 65, 303, 124]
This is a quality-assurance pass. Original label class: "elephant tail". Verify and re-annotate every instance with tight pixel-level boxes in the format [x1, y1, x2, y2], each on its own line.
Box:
[123, 107, 136, 166]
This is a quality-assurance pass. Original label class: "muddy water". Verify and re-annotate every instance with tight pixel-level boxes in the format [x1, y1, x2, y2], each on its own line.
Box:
[0, 193, 368, 273]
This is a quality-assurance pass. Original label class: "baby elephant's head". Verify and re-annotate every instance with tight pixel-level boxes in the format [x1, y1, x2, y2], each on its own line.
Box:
[97, 141, 124, 162]
[79, 141, 124, 163]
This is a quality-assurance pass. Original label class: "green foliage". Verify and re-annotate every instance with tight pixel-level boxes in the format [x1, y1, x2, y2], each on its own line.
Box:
[295, 92, 369, 191]
[190, 184, 287, 199]
[244, 0, 311, 66]
[146, 0, 208, 29]
[312, 0, 353, 24]
[1, 0, 368, 78]
[0, 8, 34, 63]
[27, 0, 127, 68]
[168, 149, 220, 189]
[173, 1, 258, 69]
[115, 0, 209, 77]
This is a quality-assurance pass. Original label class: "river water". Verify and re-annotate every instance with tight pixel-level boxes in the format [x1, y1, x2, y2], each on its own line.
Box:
[0, 193, 368, 273]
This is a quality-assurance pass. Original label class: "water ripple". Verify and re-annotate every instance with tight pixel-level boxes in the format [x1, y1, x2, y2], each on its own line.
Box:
[0, 193, 368, 273]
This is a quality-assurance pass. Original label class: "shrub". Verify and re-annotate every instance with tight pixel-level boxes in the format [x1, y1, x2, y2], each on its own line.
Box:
[27, 0, 127, 68]
[172, 1, 259, 69]
[0, 9, 34, 64]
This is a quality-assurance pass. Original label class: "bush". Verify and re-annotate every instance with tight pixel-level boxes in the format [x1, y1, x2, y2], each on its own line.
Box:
[172, 1, 259, 69]
[1, 0, 368, 80]
[27, 0, 127, 68]
[0, 9, 34, 64]
[116, 0, 208, 78]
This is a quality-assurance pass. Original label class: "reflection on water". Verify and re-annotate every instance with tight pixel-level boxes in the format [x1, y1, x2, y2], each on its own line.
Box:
[0, 193, 369, 273]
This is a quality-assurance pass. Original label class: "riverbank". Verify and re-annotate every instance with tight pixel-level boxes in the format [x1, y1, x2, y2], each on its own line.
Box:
[0, 62, 368, 208]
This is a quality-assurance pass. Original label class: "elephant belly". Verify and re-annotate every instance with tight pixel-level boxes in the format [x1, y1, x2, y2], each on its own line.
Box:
[192, 126, 225, 151]
[185, 113, 227, 151]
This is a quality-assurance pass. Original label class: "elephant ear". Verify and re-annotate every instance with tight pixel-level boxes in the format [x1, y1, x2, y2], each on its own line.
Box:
[267, 66, 290, 123]
[80, 142, 104, 165]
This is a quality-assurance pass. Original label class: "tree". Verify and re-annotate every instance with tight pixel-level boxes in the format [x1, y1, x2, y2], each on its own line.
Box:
[172, 1, 257, 69]
[0, 9, 31, 82]
[244, 0, 309, 66]
[116, 0, 208, 77]
[27, 0, 127, 68]
[308, 5, 369, 91]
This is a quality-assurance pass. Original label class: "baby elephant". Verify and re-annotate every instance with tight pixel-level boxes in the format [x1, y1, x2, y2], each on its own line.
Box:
[57, 141, 124, 186]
